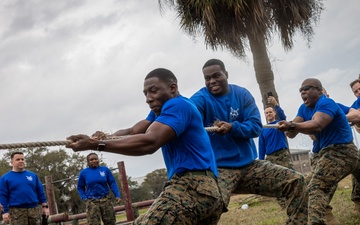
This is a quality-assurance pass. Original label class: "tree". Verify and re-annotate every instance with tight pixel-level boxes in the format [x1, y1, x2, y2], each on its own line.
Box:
[127, 168, 168, 202]
[127, 176, 152, 202]
[141, 168, 168, 199]
[159, 0, 323, 108]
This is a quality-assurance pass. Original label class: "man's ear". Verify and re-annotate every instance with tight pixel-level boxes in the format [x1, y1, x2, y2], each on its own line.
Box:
[169, 83, 178, 93]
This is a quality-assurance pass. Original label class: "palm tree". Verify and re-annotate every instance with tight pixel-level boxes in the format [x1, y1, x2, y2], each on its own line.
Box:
[158, 0, 323, 108]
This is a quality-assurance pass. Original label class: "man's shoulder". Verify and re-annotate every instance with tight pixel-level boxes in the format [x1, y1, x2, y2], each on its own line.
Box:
[228, 84, 252, 97]
[191, 87, 208, 98]
[316, 97, 338, 109]
[0, 170, 13, 179]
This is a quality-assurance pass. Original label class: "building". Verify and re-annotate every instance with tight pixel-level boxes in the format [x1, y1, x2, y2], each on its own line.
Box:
[290, 148, 311, 175]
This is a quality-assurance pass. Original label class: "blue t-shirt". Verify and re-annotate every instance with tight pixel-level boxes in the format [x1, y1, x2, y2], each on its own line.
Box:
[77, 166, 120, 200]
[297, 97, 352, 150]
[312, 102, 351, 153]
[351, 96, 360, 109]
[258, 105, 288, 160]
[0, 170, 47, 213]
[338, 103, 350, 114]
[146, 95, 218, 179]
[190, 84, 262, 168]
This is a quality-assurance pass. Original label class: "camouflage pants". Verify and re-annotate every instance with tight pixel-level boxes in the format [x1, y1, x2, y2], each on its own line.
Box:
[218, 160, 308, 225]
[85, 194, 116, 225]
[266, 149, 295, 209]
[308, 143, 358, 225]
[266, 148, 295, 170]
[8, 207, 41, 225]
[305, 153, 337, 212]
[133, 172, 223, 225]
[352, 149, 360, 203]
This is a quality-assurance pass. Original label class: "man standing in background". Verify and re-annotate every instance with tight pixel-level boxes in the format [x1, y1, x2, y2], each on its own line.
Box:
[259, 95, 294, 169]
[0, 152, 49, 224]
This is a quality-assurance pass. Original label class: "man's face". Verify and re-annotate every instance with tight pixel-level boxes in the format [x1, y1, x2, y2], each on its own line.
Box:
[10, 154, 25, 171]
[299, 80, 322, 108]
[202, 65, 229, 96]
[143, 77, 174, 116]
[264, 107, 276, 122]
[352, 82, 360, 98]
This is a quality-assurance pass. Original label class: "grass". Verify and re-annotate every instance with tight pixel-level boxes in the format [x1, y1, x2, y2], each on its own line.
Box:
[72, 175, 359, 224]
[218, 175, 360, 225]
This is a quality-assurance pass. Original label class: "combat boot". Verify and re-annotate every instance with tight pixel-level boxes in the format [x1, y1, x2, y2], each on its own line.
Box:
[352, 201, 360, 214]
[323, 208, 341, 225]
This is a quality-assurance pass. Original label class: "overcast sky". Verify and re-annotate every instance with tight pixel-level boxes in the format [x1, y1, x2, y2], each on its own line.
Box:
[1, 0, 359, 178]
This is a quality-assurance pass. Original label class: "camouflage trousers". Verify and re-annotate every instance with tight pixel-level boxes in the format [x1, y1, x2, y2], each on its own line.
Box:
[85, 194, 116, 225]
[305, 152, 337, 212]
[307, 143, 359, 225]
[218, 160, 308, 225]
[265, 149, 295, 209]
[266, 148, 295, 170]
[352, 149, 360, 203]
[8, 207, 41, 225]
[133, 172, 223, 225]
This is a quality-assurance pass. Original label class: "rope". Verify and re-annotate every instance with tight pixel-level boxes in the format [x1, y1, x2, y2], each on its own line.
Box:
[0, 126, 220, 150]
[0, 125, 280, 150]
[262, 124, 279, 128]
[0, 140, 72, 150]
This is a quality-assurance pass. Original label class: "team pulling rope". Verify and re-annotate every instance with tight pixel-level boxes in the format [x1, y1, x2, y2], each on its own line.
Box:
[0, 125, 278, 150]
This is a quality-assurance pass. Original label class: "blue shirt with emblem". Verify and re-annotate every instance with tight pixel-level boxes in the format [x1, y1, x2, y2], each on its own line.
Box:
[0, 170, 47, 213]
[77, 166, 120, 200]
[191, 84, 262, 168]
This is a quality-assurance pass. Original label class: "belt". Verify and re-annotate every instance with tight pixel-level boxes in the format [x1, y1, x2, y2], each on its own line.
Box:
[181, 170, 217, 180]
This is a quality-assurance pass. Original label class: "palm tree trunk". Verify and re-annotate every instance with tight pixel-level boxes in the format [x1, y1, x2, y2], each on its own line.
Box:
[248, 33, 278, 109]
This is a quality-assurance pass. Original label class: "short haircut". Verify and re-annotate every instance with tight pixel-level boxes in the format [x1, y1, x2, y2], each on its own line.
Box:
[11, 151, 23, 159]
[145, 68, 177, 85]
[202, 59, 226, 72]
[264, 104, 275, 110]
[350, 79, 360, 88]
[86, 152, 98, 162]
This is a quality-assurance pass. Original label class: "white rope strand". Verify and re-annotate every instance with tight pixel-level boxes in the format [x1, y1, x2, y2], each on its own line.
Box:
[262, 124, 279, 129]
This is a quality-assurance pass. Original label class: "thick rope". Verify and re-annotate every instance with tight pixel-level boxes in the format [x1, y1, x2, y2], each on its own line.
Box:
[0, 140, 72, 150]
[0, 126, 220, 150]
[0, 125, 279, 150]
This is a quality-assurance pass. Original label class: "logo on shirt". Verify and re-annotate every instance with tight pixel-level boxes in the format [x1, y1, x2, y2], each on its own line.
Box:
[26, 176, 33, 181]
[100, 171, 105, 177]
[230, 107, 239, 121]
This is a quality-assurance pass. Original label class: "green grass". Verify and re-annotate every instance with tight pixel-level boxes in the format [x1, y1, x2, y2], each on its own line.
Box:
[116, 175, 360, 225]
[218, 175, 360, 225]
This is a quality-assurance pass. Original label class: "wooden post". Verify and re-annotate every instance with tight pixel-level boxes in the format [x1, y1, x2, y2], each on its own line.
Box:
[117, 161, 135, 221]
[45, 176, 57, 215]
